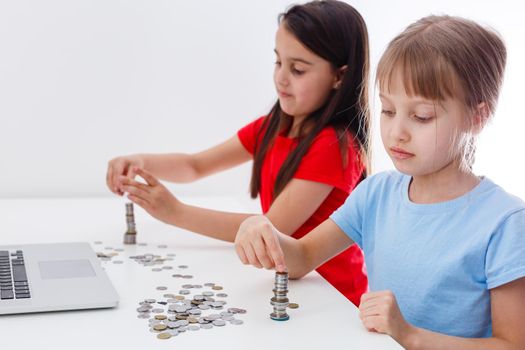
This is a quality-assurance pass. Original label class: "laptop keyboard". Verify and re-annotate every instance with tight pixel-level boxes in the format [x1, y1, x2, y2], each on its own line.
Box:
[0, 250, 31, 300]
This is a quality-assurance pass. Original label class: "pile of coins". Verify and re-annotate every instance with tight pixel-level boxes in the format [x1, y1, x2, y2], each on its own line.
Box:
[123, 202, 137, 244]
[136, 283, 247, 340]
[270, 271, 290, 321]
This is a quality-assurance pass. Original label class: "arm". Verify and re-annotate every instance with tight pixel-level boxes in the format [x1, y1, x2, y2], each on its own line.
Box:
[107, 135, 251, 195]
[359, 278, 525, 350]
[121, 168, 336, 242]
[235, 216, 354, 278]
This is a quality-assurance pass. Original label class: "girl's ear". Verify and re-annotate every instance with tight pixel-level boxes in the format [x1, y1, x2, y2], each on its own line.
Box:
[471, 102, 490, 134]
[333, 65, 348, 89]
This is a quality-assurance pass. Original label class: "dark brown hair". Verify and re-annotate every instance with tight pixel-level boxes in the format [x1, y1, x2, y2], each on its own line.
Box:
[250, 0, 370, 199]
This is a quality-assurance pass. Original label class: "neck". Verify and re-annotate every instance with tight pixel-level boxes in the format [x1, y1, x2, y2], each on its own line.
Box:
[287, 115, 308, 138]
[408, 160, 480, 204]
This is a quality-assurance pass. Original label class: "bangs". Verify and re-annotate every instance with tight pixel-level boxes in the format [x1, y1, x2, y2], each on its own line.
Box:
[376, 38, 462, 102]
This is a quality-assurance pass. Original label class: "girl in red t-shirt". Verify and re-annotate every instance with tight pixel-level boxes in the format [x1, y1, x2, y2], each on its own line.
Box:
[107, 0, 371, 306]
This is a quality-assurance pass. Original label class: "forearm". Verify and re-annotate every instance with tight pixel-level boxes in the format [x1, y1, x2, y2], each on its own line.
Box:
[170, 203, 254, 242]
[140, 153, 199, 183]
[402, 325, 517, 350]
[277, 234, 311, 279]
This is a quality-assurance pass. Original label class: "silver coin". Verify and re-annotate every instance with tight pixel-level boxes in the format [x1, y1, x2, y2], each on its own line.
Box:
[188, 325, 200, 331]
[112, 260, 124, 264]
[114, 248, 125, 252]
[202, 291, 214, 297]
[167, 321, 179, 329]
[167, 329, 179, 336]
[216, 293, 228, 297]
[212, 319, 226, 327]
[182, 275, 193, 279]
[200, 323, 213, 329]
[152, 268, 162, 272]
[230, 319, 244, 325]
[178, 265, 188, 269]
[221, 315, 234, 321]
[181, 284, 194, 289]
[198, 304, 210, 310]
[179, 289, 190, 295]
[137, 313, 151, 319]
[162, 266, 173, 270]
[151, 308, 164, 313]
[204, 283, 215, 287]
[172, 274, 183, 278]
[145, 299, 156, 304]
[220, 312, 233, 317]
[156, 286, 168, 291]
[163, 293, 176, 299]
[137, 306, 151, 313]
[192, 284, 203, 289]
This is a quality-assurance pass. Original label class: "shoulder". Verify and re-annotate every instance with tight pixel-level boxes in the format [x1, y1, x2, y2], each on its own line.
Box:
[477, 178, 525, 217]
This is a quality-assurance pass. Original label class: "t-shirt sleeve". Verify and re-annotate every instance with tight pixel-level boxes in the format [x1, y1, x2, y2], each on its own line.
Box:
[237, 116, 266, 155]
[485, 209, 525, 289]
[293, 129, 361, 193]
[329, 176, 370, 248]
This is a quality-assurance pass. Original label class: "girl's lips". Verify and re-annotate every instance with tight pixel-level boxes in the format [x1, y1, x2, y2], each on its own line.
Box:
[390, 147, 415, 160]
[278, 91, 292, 98]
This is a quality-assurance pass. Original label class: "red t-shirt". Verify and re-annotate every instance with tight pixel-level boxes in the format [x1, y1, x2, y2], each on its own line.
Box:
[237, 116, 368, 306]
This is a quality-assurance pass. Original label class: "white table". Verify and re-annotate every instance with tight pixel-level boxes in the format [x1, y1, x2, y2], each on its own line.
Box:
[0, 197, 401, 349]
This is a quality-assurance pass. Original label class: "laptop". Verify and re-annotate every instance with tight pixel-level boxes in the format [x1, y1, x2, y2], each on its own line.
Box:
[0, 242, 119, 315]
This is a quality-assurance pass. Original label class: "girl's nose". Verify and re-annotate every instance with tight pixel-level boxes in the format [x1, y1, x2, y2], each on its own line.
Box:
[391, 116, 410, 143]
[274, 66, 289, 88]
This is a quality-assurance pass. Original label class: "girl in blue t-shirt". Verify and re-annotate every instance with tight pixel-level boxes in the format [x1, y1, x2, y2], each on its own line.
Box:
[235, 15, 525, 348]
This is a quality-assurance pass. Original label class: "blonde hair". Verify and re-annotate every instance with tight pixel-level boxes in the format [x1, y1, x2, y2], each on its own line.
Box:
[376, 15, 506, 169]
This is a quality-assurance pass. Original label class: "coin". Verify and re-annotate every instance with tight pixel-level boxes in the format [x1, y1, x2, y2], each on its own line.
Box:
[288, 303, 299, 309]
[212, 319, 226, 327]
[156, 286, 167, 291]
[178, 265, 188, 269]
[230, 319, 244, 325]
[154, 314, 167, 320]
[153, 324, 168, 331]
[157, 332, 171, 339]
[211, 285, 223, 290]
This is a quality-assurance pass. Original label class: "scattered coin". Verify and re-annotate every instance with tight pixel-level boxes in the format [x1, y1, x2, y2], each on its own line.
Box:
[288, 303, 299, 309]
[157, 332, 171, 339]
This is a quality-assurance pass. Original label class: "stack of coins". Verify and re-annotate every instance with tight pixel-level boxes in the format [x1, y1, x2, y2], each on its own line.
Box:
[123, 202, 137, 244]
[270, 271, 289, 321]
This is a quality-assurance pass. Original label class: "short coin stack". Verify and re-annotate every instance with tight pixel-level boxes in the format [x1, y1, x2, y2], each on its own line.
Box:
[123, 202, 137, 244]
[270, 271, 289, 321]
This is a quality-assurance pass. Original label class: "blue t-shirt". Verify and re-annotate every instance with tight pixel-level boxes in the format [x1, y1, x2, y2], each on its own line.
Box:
[330, 171, 525, 337]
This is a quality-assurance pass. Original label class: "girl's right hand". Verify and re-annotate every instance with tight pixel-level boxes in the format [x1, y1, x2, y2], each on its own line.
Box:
[106, 155, 145, 196]
[234, 215, 287, 272]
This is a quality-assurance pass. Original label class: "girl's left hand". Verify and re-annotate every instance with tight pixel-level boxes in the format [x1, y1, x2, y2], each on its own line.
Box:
[119, 167, 180, 225]
[359, 290, 413, 342]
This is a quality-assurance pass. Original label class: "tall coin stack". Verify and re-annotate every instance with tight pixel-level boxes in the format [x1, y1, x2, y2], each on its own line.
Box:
[123, 202, 137, 244]
[270, 271, 289, 321]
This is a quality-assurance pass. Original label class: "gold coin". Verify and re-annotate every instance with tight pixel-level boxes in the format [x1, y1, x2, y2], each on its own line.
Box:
[155, 314, 167, 320]
[212, 285, 223, 290]
[157, 332, 171, 340]
[288, 303, 299, 309]
[174, 295, 185, 300]
[187, 316, 198, 323]
[153, 324, 168, 331]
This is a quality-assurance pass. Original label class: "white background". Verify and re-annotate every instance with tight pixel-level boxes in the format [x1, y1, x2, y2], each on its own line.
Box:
[1, 0, 523, 204]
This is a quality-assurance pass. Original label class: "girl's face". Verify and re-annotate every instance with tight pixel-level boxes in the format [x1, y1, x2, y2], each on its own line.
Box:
[379, 73, 472, 178]
[273, 23, 339, 120]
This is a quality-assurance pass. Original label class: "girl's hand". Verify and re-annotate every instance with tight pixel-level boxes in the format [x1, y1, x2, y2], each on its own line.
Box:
[107, 155, 145, 196]
[234, 215, 287, 272]
[119, 167, 179, 225]
[359, 290, 413, 342]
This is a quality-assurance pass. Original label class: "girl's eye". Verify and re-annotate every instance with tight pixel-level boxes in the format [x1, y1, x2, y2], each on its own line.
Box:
[413, 115, 433, 122]
[291, 66, 304, 75]
[381, 109, 395, 117]
[274, 60, 282, 67]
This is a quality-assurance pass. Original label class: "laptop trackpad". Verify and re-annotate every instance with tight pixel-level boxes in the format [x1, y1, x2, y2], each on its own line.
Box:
[39, 260, 96, 279]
